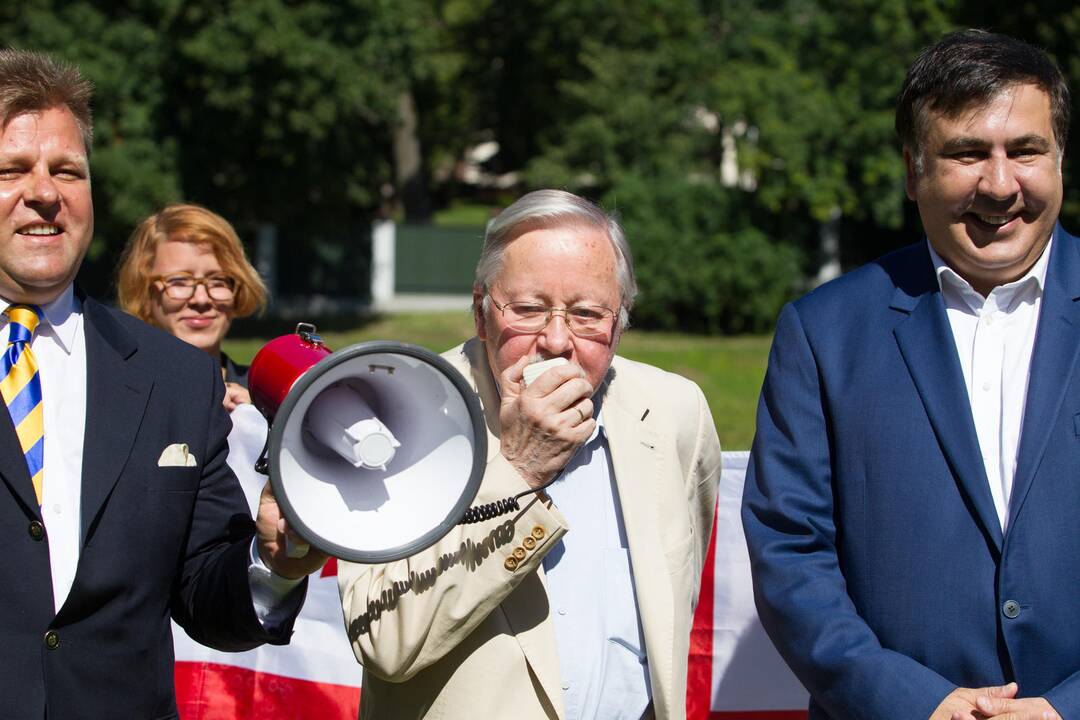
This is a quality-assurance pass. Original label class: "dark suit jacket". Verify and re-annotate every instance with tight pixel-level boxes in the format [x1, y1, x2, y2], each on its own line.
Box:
[0, 295, 298, 719]
[222, 352, 249, 387]
[742, 226, 1080, 719]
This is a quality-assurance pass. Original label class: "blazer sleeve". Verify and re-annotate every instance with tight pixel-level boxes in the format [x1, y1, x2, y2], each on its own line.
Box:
[689, 382, 721, 609]
[1044, 671, 1080, 716]
[741, 303, 955, 719]
[338, 453, 567, 682]
[171, 364, 302, 650]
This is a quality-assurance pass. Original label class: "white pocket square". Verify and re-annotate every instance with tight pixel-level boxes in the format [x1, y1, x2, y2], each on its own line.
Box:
[158, 443, 197, 467]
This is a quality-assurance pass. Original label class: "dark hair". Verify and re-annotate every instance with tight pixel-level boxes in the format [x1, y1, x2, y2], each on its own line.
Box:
[896, 30, 1070, 165]
[0, 48, 94, 151]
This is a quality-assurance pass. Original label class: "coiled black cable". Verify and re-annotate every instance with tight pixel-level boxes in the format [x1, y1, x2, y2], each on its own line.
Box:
[457, 469, 567, 525]
[459, 497, 521, 524]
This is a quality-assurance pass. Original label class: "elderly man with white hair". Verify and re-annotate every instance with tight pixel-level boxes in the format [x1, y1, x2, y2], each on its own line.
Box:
[338, 189, 721, 720]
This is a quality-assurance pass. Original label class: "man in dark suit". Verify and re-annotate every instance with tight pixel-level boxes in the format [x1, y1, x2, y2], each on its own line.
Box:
[743, 30, 1076, 720]
[0, 49, 326, 717]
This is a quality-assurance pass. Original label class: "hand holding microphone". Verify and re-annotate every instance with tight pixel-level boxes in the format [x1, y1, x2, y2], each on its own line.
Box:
[497, 355, 596, 489]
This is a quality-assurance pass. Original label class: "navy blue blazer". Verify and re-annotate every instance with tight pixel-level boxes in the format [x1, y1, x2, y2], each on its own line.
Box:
[742, 226, 1080, 719]
[0, 296, 298, 719]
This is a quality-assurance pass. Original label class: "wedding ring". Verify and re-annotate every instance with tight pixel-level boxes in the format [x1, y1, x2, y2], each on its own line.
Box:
[575, 406, 586, 423]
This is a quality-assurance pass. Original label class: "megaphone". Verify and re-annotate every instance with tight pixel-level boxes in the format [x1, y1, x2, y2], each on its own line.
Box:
[248, 324, 488, 564]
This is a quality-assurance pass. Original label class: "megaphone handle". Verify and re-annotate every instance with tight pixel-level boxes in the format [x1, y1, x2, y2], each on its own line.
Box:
[253, 431, 272, 476]
[286, 536, 311, 558]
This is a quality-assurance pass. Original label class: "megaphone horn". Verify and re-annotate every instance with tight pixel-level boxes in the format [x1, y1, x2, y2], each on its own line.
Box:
[248, 323, 488, 564]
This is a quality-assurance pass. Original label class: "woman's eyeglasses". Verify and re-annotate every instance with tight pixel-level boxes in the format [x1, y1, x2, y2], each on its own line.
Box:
[152, 273, 237, 302]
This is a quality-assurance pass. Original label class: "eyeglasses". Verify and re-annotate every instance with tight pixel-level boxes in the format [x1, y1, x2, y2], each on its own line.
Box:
[153, 273, 237, 302]
[489, 295, 617, 338]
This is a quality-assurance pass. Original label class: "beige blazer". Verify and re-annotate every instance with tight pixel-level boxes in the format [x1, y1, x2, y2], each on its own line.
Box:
[338, 339, 721, 719]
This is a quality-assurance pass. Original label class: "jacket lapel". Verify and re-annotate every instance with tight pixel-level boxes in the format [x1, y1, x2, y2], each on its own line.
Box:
[0, 394, 40, 518]
[459, 338, 566, 712]
[462, 338, 504, 463]
[602, 366, 674, 717]
[79, 297, 151, 545]
[1008, 228, 1080, 528]
[891, 250, 1004, 551]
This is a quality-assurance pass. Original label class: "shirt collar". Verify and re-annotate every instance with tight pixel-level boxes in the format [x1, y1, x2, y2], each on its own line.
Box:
[589, 409, 606, 445]
[0, 285, 82, 354]
[927, 234, 1051, 311]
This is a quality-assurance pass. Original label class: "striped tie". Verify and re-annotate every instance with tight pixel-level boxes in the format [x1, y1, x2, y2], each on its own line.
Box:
[2, 305, 44, 504]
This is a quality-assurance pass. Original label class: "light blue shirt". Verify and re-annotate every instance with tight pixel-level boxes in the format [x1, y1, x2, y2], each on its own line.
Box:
[542, 413, 652, 720]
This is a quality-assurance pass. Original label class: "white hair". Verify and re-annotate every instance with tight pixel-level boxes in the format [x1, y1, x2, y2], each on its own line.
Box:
[474, 189, 637, 330]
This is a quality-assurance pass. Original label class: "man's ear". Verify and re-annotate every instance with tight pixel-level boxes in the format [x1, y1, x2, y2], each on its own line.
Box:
[473, 291, 487, 341]
[903, 147, 919, 201]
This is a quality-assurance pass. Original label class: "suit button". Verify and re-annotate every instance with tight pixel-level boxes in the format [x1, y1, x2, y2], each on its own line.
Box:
[28, 521, 45, 541]
[44, 631, 59, 649]
[1002, 600, 1021, 619]
[522, 536, 537, 550]
[531, 526, 545, 540]
[504, 556, 519, 571]
[512, 547, 527, 561]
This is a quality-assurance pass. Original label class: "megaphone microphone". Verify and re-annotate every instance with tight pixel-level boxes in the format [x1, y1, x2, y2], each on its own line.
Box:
[248, 324, 490, 564]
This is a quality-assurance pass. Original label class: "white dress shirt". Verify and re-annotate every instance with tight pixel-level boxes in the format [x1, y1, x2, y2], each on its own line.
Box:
[542, 412, 652, 720]
[929, 237, 1050, 531]
[1, 289, 296, 619]
[1, 288, 86, 612]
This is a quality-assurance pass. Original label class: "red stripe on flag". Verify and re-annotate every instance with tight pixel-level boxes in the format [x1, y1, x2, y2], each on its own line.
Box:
[174, 661, 359, 720]
[711, 712, 807, 719]
[686, 502, 720, 720]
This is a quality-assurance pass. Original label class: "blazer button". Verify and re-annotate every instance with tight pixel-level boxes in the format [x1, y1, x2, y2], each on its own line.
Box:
[504, 556, 519, 571]
[522, 536, 537, 550]
[28, 521, 45, 541]
[512, 547, 527, 561]
[44, 631, 59, 649]
[531, 526, 545, 540]
[1002, 600, 1021, 619]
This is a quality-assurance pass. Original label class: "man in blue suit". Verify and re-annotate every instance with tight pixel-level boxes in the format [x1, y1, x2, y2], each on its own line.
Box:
[0, 50, 327, 717]
[743, 30, 1076, 720]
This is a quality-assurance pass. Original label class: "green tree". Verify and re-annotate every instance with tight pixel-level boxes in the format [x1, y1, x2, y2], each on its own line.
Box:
[162, 0, 438, 227]
[517, 0, 956, 331]
[1, 0, 445, 297]
[609, 172, 800, 334]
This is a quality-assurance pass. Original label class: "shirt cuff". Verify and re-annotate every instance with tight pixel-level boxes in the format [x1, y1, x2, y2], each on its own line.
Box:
[247, 538, 304, 629]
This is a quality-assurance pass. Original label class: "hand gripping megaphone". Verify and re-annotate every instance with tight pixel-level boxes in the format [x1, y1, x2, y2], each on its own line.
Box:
[248, 324, 488, 564]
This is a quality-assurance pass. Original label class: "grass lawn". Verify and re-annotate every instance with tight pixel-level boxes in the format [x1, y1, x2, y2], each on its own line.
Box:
[224, 312, 770, 450]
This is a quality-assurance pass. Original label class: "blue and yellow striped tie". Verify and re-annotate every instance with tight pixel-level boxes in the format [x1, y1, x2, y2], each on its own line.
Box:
[1, 305, 44, 504]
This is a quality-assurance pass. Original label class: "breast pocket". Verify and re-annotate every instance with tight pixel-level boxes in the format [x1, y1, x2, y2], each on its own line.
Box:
[150, 466, 199, 493]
